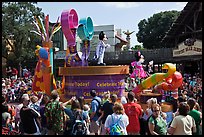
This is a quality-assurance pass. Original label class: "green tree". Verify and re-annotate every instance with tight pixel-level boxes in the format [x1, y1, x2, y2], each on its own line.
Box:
[2, 2, 44, 67]
[131, 44, 144, 50]
[136, 10, 180, 49]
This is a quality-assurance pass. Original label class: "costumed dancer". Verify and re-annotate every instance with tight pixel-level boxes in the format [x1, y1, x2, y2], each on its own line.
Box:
[130, 51, 147, 83]
[95, 31, 110, 65]
[147, 60, 154, 76]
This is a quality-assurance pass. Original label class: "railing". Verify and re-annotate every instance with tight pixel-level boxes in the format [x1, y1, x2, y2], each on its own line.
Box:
[88, 48, 174, 65]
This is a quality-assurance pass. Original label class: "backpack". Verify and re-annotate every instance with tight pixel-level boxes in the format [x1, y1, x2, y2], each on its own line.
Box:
[146, 115, 157, 135]
[92, 98, 102, 117]
[109, 115, 124, 135]
[30, 104, 40, 112]
[71, 110, 87, 135]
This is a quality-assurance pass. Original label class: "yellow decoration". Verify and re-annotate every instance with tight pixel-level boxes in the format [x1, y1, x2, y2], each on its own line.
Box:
[36, 81, 41, 87]
[40, 83, 45, 90]
[36, 71, 42, 78]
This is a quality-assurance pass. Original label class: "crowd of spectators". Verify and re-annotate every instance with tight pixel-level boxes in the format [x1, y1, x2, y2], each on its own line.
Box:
[2, 66, 202, 135]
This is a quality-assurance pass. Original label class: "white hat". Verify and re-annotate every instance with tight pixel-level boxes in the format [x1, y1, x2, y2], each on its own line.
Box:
[2, 83, 6, 87]
[84, 104, 90, 111]
[21, 94, 29, 100]
[121, 96, 127, 104]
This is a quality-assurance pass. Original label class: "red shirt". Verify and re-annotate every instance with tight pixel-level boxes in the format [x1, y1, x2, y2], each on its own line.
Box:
[123, 102, 142, 133]
[12, 68, 18, 75]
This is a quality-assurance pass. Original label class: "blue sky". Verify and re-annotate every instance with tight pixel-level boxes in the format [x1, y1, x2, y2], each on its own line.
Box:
[37, 2, 187, 46]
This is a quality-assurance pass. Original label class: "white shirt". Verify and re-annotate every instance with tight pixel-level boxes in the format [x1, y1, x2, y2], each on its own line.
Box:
[170, 115, 196, 135]
[104, 113, 129, 135]
[95, 40, 110, 64]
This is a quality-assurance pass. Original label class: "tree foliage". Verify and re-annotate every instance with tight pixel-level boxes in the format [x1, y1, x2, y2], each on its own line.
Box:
[2, 2, 44, 66]
[131, 44, 144, 50]
[136, 10, 180, 49]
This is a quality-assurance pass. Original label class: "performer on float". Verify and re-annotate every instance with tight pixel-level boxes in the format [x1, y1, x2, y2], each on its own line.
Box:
[95, 31, 110, 65]
[147, 60, 154, 76]
[130, 51, 147, 82]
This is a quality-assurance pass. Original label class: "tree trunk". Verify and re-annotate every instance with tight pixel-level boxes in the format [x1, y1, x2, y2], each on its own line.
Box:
[19, 62, 22, 77]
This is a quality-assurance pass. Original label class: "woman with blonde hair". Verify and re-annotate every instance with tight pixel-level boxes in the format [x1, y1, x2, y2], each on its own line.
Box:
[148, 103, 167, 135]
[102, 91, 110, 104]
[104, 102, 129, 135]
[140, 98, 157, 135]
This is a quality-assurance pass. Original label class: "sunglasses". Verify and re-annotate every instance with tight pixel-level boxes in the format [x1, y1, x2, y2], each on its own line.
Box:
[153, 109, 160, 112]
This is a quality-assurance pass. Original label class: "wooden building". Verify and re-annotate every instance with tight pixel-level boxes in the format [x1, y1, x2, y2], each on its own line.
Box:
[161, 2, 202, 76]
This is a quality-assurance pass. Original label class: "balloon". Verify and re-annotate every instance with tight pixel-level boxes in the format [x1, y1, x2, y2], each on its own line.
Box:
[39, 48, 48, 59]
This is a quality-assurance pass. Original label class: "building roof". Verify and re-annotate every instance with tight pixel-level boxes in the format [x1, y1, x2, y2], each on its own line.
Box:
[115, 34, 128, 43]
[161, 2, 202, 43]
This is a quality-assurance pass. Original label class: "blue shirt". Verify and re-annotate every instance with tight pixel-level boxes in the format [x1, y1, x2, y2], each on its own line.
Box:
[91, 96, 101, 121]
[190, 80, 196, 87]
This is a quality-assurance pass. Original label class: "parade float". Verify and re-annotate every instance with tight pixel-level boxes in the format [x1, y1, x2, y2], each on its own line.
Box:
[132, 62, 183, 123]
[32, 15, 61, 96]
[58, 9, 129, 102]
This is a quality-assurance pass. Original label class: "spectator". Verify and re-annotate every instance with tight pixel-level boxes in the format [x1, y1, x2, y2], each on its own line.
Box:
[30, 94, 43, 113]
[44, 90, 65, 135]
[22, 66, 28, 78]
[45, 90, 64, 135]
[97, 91, 111, 126]
[148, 104, 167, 135]
[20, 94, 41, 135]
[14, 94, 24, 132]
[2, 83, 8, 96]
[78, 96, 85, 110]
[2, 92, 15, 127]
[140, 97, 157, 135]
[77, 96, 90, 134]
[6, 66, 12, 78]
[101, 91, 110, 104]
[173, 96, 185, 117]
[128, 78, 137, 91]
[12, 67, 18, 80]
[123, 91, 143, 135]
[10, 86, 16, 103]
[39, 94, 50, 135]
[63, 96, 78, 135]
[63, 97, 89, 135]
[89, 89, 102, 135]
[104, 102, 129, 135]
[83, 104, 91, 134]
[194, 102, 201, 112]
[189, 76, 197, 90]
[167, 102, 196, 135]
[120, 96, 127, 104]
[187, 98, 202, 135]
[2, 96, 12, 128]
[100, 94, 117, 135]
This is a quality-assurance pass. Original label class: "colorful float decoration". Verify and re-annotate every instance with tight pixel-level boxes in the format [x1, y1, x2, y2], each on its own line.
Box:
[32, 15, 60, 95]
[61, 9, 94, 67]
[133, 63, 183, 97]
[61, 9, 94, 92]
[59, 9, 129, 101]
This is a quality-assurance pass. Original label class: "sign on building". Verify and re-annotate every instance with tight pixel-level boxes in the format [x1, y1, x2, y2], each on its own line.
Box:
[173, 39, 202, 57]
